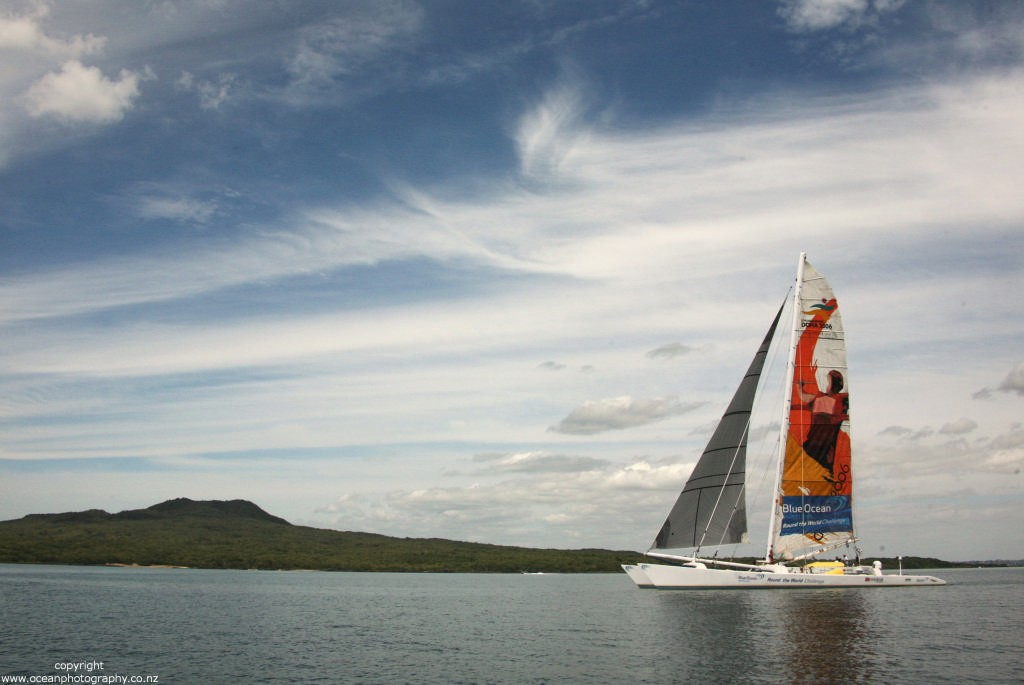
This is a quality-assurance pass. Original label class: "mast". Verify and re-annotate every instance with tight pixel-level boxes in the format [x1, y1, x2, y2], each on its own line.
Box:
[764, 252, 806, 563]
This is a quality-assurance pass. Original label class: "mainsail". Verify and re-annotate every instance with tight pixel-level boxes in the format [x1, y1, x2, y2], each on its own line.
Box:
[769, 256, 856, 561]
[652, 306, 783, 551]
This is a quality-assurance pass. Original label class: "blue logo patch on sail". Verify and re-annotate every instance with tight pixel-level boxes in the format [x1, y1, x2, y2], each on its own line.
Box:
[780, 496, 852, 535]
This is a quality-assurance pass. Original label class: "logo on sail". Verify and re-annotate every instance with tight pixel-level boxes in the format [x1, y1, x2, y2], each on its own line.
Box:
[779, 495, 852, 535]
[801, 300, 836, 328]
[804, 299, 836, 315]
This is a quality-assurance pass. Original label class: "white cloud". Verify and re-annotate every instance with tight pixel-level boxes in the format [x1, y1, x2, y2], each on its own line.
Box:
[939, 418, 978, 436]
[283, 4, 423, 105]
[2, 48, 1024, 556]
[998, 362, 1024, 396]
[176, 70, 236, 110]
[135, 194, 218, 224]
[515, 80, 588, 181]
[777, 0, 903, 33]
[878, 425, 910, 436]
[646, 343, 701, 360]
[0, 4, 105, 58]
[2, 68, 1022, 326]
[867, 424, 1024, 479]
[472, 451, 609, 474]
[21, 59, 146, 123]
[550, 396, 703, 435]
[314, 458, 693, 547]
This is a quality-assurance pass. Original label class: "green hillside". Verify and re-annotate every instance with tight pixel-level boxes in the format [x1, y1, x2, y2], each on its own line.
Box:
[0, 498, 646, 572]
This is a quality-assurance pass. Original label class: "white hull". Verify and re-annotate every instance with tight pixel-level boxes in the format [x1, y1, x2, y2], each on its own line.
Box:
[624, 562, 946, 589]
[622, 564, 654, 588]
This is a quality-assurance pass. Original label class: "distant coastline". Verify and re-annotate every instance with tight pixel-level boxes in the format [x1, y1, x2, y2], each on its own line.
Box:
[0, 498, 647, 573]
[0, 498, 1011, 573]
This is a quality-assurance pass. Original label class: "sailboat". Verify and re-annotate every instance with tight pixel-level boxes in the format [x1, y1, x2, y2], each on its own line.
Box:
[623, 254, 945, 588]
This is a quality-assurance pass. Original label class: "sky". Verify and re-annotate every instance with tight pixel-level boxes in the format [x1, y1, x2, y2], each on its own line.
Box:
[1, 0, 1023, 562]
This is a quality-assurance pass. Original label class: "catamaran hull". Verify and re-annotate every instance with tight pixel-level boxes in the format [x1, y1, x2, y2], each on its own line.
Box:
[622, 564, 655, 588]
[623, 563, 946, 589]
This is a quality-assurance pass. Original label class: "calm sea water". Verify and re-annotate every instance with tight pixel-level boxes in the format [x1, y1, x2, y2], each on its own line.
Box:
[1, 564, 1021, 684]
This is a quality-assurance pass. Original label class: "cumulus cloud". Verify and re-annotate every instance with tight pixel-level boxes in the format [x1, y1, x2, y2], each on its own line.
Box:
[646, 343, 701, 360]
[998, 362, 1024, 396]
[316, 458, 693, 547]
[0, 4, 105, 57]
[939, 418, 978, 436]
[867, 424, 1024, 481]
[879, 425, 934, 441]
[879, 425, 912, 436]
[549, 396, 703, 435]
[974, 362, 1024, 399]
[21, 60, 147, 124]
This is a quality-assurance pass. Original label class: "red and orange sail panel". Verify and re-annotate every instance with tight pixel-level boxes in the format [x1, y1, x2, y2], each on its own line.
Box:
[773, 258, 855, 560]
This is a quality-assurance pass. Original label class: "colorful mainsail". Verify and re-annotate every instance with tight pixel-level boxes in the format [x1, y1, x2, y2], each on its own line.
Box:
[624, 254, 945, 588]
[769, 256, 855, 561]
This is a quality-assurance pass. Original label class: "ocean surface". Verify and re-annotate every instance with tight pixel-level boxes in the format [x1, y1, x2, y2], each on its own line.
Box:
[1, 564, 1021, 684]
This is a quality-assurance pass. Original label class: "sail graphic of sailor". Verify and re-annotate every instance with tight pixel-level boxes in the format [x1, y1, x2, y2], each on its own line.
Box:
[623, 254, 945, 589]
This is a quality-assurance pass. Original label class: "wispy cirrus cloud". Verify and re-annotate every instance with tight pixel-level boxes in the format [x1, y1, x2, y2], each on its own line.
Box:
[133, 194, 219, 224]
[515, 79, 589, 181]
[777, 0, 905, 33]
[472, 451, 609, 474]
[5, 67, 1022, 324]
[281, 3, 423, 106]
[2, 1, 1023, 558]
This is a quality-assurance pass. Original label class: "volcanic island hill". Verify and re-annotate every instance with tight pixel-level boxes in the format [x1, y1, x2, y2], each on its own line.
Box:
[0, 498, 648, 572]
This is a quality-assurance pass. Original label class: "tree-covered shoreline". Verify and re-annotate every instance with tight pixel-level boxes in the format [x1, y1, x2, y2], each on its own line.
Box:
[0, 498, 646, 572]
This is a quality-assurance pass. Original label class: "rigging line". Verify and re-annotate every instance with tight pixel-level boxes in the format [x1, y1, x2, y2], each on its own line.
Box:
[702, 290, 792, 553]
[744, 290, 789, 546]
[706, 420, 751, 549]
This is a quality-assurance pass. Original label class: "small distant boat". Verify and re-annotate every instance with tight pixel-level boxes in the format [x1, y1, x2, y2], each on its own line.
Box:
[624, 253, 945, 589]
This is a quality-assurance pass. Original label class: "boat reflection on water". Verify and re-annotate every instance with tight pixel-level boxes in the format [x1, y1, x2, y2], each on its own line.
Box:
[774, 591, 875, 685]
[642, 589, 876, 684]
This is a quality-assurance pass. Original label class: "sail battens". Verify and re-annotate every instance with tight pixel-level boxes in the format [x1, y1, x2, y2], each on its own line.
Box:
[683, 473, 744, 487]
[719, 409, 753, 419]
